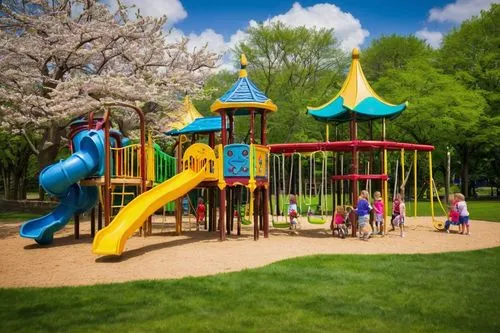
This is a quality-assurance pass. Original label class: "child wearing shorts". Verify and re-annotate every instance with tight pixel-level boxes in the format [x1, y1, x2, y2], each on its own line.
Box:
[356, 190, 372, 240]
[373, 191, 384, 235]
[456, 193, 470, 235]
[393, 197, 406, 237]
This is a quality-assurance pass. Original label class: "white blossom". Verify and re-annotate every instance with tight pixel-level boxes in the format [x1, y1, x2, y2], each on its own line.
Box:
[0, 0, 219, 135]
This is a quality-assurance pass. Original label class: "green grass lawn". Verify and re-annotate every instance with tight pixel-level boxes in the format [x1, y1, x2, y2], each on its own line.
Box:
[0, 211, 42, 222]
[1, 248, 499, 333]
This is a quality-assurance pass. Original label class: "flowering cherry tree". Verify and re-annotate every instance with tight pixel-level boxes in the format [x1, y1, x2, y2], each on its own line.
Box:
[0, 0, 218, 198]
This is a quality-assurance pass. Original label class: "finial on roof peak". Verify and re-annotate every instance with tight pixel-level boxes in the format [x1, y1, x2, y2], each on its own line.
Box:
[352, 48, 360, 59]
[239, 54, 248, 78]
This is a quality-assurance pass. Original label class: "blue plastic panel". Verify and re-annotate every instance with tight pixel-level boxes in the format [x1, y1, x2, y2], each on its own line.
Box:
[223, 144, 250, 178]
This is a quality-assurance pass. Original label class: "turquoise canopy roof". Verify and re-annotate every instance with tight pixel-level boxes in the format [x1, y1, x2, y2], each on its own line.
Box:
[307, 48, 407, 123]
[165, 116, 226, 136]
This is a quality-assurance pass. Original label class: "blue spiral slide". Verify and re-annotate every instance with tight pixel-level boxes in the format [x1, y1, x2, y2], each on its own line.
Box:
[20, 130, 105, 245]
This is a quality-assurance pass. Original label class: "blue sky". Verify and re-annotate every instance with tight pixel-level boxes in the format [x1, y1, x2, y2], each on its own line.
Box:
[175, 0, 454, 42]
[112, 0, 497, 68]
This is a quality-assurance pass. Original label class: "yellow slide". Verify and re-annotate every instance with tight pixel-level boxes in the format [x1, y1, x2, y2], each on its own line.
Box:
[92, 169, 206, 256]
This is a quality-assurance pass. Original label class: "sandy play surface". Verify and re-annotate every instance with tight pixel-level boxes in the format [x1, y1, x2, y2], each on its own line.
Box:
[0, 216, 499, 288]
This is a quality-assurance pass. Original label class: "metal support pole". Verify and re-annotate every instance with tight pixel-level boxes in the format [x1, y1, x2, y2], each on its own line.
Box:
[383, 148, 388, 235]
[414, 150, 418, 217]
[429, 152, 434, 222]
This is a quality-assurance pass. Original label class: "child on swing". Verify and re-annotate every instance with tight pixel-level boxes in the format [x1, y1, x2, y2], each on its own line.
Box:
[373, 191, 384, 235]
[288, 194, 298, 230]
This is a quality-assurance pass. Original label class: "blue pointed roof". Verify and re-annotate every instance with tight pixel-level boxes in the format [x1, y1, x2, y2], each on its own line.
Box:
[165, 116, 226, 136]
[307, 48, 407, 123]
[211, 54, 277, 115]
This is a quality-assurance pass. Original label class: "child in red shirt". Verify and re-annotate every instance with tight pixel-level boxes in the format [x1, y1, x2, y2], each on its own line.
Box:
[196, 197, 206, 231]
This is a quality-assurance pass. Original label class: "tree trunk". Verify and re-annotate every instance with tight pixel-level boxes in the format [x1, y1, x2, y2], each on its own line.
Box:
[1, 166, 28, 200]
[37, 126, 63, 200]
[461, 146, 470, 198]
[445, 150, 451, 205]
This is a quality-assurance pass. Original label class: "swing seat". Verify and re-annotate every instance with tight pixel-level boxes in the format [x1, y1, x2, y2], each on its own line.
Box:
[272, 221, 291, 229]
[307, 215, 327, 225]
[237, 205, 252, 225]
[241, 218, 252, 226]
[433, 220, 445, 231]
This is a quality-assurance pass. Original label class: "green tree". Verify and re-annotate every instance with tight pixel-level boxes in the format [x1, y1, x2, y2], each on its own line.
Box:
[361, 34, 433, 81]
[232, 22, 349, 144]
[373, 57, 487, 197]
[440, 4, 500, 196]
[0, 132, 34, 200]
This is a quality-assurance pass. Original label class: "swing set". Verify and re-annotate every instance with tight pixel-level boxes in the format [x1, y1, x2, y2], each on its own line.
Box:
[270, 151, 333, 228]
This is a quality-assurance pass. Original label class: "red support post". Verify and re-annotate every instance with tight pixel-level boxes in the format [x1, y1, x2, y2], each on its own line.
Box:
[219, 111, 227, 241]
[90, 207, 95, 237]
[350, 115, 359, 237]
[261, 111, 269, 237]
[74, 214, 80, 239]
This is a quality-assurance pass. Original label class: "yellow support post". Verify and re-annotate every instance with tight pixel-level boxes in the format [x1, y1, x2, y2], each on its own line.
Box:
[334, 152, 337, 209]
[429, 151, 434, 222]
[383, 148, 388, 235]
[248, 144, 256, 224]
[147, 133, 155, 182]
[326, 124, 330, 142]
[414, 150, 417, 217]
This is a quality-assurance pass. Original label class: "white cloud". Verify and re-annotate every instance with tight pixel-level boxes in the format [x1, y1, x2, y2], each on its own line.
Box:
[166, 28, 227, 54]
[259, 2, 369, 51]
[109, 0, 187, 25]
[165, 2, 370, 71]
[415, 28, 443, 48]
[428, 0, 497, 23]
[228, 29, 249, 50]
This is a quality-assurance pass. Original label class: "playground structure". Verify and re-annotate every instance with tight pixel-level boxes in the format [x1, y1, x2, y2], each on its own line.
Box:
[21, 103, 176, 245]
[20, 49, 447, 256]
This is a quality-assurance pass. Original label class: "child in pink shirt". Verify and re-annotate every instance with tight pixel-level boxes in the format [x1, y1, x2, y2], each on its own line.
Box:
[373, 191, 384, 235]
[331, 206, 348, 238]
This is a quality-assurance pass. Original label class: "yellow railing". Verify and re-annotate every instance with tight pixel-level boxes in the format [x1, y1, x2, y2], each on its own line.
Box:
[110, 144, 142, 179]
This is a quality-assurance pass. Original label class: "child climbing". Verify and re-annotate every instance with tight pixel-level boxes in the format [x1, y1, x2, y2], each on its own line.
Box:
[373, 191, 384, 235]
[356, 190, 372, 240]
[196, 197, 206, 231]
[331, 206, 347, 238]
[445, 193, 460, 233]
[456, 193, 470, 235]
[288, 194, 299, 230]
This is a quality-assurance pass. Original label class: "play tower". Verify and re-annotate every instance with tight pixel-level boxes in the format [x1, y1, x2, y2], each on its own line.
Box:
[211, 54, 277, 240]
